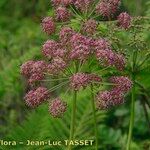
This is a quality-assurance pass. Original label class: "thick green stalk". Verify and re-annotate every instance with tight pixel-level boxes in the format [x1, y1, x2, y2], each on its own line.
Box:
[68, 62, 78, 150]
[91, 84, 98, 150]
[68, 91, 77, 150]
[126, 73, 135, 150]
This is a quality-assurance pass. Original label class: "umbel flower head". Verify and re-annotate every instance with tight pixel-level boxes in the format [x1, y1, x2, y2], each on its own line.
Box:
[21, 61, 47, 84]
[96, 76, 132, 109]
[96, 49, 126, 70]
[70, 33, 91, 60]
[24, 87, 49, 108]
[42, 40, 59, 58]
[41, 17, 55, 35]
[55, 6, 71, 22]
[94, 38, 111, 51]
[109, 76, 132, 93]
[82, 19, 98, 35]
[117, 12, 131, 29]
[21, 0, 133, 118]
[70, 73, 90, 90]
[47, 57, 67, 75]
[70, 73, 102, 90]
[96, 0, 120, 17]
[109, 0, 121, 14]
[96, 1, 112, 17]
[96, 90, 124, 109]
[74, 0, 93, 12]
[49, 98, 67, 118]
[59, 27, 74, 46]
[42, 40, 66, 58]
[20, 60, 34, 77]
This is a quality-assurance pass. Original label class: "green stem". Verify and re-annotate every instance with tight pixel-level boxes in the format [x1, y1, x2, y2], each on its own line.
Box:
[68, 90, 77, 150]
[91, 84, 98, 150]
[69, 5, 83, 19]
[68, 62, 79, 150]
[126, 73, 135, 150]
[126, 27, 138, 149]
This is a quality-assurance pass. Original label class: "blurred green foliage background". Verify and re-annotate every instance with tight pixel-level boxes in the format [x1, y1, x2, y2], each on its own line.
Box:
[0, 0, 150, 150]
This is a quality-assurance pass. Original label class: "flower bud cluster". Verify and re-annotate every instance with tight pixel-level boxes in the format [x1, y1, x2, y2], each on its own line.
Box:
[70, 33, 91, 60]
[21, 0, 133, 117]
[59, 27, 74, 46]
[117, 12, 131, 29]
[109, 76, 132, 93]
[70, 73, 90, 90]
[94, 38, 111, 51]
[47, 57, 67, 74]
[20, 61, 34, 77]
[109, 0, 121, 14]
[96, 76, 132, 109]
[41, 17, 55, 35]
[96, 49, 126, 70]
[96, 90, 124, 109]
[21, 61, 47, 84]
[70, 73, 102, 90]
[55, 6, 71, 22]
[96, 0, 121, 17]
[74, 0, 93, 12]
[59, 27, 75, 46]
[42, 40, 66, 58]
[24, 87, 49, 108]
[82, 19, 98, 35]
[49, 98, 67, 118]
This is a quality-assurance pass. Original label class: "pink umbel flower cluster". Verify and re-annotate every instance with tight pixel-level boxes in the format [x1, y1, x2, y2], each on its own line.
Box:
[42, 40, 66, 58]
[74, 0, 94, 12]
[96, 76, 132, 109]
[52, 0, 74, 23]
[49, 98, 67, 118]
[47, 57, 67, 74]
[96, 0, 121, 17]
[21, 61, 34, 77]
[82, 19, 98, 35]
[109, 76, 132, 93]
[94, 38, 111, 51]
[70, 73, 102, 90]
[109, 0, 121, 14]
[21, 60, 47, 84]
[70, 73, 90, 90]
[21, 0, 133, 119]
[59, 27, 74, 46]
[55, 6, 71, 22]
[117, 12, 131, 29]
[41, 17, 55, 35]
[94, 38, 125, 71]
[70, 33, 91, 60]
[96, 49, 126, 71]
[96, 90, 124, 109]
[24, 87, 49, 108]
